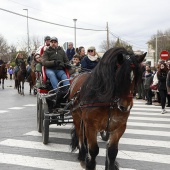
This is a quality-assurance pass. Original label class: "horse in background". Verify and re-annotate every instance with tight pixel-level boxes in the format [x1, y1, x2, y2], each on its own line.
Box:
[27, 66, 36, 95]
[15, 61, 26, 95]
[0, 63, 7, 89]
[70, 47, 146, 170]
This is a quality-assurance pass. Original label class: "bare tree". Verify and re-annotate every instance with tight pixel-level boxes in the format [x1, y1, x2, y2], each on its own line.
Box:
[30, 36, 41, 51]
[0, 35, 9, 61]
[99, 40, 115, 52]
[148, 29, 170, 59]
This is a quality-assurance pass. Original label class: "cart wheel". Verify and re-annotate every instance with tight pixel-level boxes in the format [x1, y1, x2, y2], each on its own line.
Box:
[42, 117, 49, 144]
[100, 131, 109, 141]
[37, 93, 42, 132]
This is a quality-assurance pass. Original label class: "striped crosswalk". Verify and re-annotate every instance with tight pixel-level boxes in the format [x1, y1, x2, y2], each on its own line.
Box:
[0, 100, 170, 170]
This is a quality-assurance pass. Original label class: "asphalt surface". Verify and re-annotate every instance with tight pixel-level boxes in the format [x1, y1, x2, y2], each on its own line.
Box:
[0, 79, 170, 170]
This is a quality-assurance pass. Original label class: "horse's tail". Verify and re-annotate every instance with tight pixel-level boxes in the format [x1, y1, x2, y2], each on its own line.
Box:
[70, 125, 79, 152]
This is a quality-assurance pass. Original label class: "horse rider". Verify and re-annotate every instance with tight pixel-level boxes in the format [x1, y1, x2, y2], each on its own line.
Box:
[26, 50, 35, 80]
[42, 36, 70, 90]
[14, 53, 25, 76]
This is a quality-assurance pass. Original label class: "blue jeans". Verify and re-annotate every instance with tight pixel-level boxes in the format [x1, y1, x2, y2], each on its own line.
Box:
[46, 69, 70, 89]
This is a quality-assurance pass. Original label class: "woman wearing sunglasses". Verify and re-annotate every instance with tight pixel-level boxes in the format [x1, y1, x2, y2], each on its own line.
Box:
[81, 46, 100, 72]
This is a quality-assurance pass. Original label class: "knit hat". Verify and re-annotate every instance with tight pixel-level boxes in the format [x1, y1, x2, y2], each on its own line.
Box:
[88, 46, 96, 51]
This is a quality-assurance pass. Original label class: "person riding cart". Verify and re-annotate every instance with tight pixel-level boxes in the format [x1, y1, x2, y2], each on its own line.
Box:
[42, 36, 71, 112]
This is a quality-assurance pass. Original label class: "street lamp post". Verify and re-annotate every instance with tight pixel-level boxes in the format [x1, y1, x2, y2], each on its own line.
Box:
[155, 34, 166, 63]
[155, 35, 158, 63]
[23, 9, 29, 57]
[73, 19, 77, 49]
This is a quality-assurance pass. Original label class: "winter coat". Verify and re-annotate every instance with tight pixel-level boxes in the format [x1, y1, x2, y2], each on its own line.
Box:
[15, 58, 24, 66]
[66, 48, 75, 61]
[157, 70, 167, 90]
[8, 68, 13, 74]
[42, 46, 69, 70]
[166, 70, 170, 93]
[144, 73, 153, 90]
[81, 56, 100, 71]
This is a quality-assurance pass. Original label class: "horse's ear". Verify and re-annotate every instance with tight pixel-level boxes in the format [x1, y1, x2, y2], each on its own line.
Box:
[117, 53, 124, 64]
[138, 52, 147, 63]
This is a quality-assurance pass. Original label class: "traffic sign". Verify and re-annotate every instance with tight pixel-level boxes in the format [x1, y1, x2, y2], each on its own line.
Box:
[160, 50, 169, 60]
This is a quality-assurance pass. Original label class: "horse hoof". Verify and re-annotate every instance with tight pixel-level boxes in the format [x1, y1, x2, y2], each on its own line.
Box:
[80, 161, 86, 169]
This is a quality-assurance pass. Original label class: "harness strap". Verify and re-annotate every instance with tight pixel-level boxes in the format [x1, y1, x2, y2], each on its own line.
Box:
[105, 106, 113, 132]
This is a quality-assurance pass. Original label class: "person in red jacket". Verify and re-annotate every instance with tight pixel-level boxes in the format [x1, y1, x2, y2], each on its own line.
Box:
[38, 36, 51, 56]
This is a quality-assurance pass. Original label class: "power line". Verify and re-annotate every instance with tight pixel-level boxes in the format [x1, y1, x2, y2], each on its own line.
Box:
[0, 7, 106, 32]
[109, 31, 147, 49]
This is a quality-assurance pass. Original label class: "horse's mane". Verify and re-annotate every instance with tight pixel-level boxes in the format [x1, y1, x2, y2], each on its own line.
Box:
[80, 47, 141, 102]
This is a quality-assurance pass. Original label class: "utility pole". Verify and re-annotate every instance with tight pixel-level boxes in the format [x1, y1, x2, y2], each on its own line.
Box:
[106, 22, 109, 50]
[73, 19, 77, 50]
[23, 9, 29, 57]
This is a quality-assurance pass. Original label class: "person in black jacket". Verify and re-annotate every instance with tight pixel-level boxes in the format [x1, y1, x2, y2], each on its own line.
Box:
[157, 63, 168, 114]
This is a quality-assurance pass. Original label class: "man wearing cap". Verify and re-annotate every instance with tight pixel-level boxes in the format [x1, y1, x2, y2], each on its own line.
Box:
[42, 36, 70, 89]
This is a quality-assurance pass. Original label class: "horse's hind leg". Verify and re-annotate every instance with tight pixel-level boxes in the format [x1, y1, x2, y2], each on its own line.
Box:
[71, 112, 87, 168]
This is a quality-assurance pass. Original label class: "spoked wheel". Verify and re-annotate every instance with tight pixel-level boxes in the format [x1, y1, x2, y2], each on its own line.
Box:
[34, 88, 37, 95]
[100, 131, 109, 141]
[37, 93, 42, 133]
[42, 102, 50, 144]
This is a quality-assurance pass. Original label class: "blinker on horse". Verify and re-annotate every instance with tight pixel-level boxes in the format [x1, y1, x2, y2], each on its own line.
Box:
[69, 47, 146, 170]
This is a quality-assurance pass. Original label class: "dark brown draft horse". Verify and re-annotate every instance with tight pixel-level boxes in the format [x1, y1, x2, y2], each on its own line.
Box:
[15, 62, 26, 95]
[0, 64, 7, 89]
[70, 47, 146, 170]
[27, 68, 36, 95]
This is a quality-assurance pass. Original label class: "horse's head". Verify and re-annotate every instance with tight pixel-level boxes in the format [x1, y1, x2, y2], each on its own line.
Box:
[80, 47, 146, 107]
[115, 48, 147, 112]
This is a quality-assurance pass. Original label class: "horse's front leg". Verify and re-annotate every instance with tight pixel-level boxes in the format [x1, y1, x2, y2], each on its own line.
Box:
[105, 124, 127, 170]
[22, 82, 24, 95]
[29, 82, 31, 95]
[2, 79, 4, 89]
[84, 125, 99, 170]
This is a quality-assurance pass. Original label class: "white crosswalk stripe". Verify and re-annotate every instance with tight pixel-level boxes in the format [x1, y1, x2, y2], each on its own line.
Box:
[0, 99, 170, 170]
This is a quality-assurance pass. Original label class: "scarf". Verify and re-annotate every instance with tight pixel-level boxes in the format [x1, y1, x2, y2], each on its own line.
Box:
[87, 54, 99, 61]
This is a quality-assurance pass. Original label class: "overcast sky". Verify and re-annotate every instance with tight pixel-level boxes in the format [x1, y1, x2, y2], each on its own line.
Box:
[0, 0, 170, 53]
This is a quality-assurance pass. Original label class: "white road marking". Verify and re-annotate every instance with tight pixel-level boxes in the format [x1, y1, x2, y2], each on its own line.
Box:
[8, 107, 25, 110]
[127, 122, 170, 128]
[24, 131, 170, 148]
[0, 139, 170, 165]
[128, 116, 170, 122]
[0, 110, 8, 113]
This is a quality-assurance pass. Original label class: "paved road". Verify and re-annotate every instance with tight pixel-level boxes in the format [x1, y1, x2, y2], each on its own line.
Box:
[0, 79, 170, 170]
